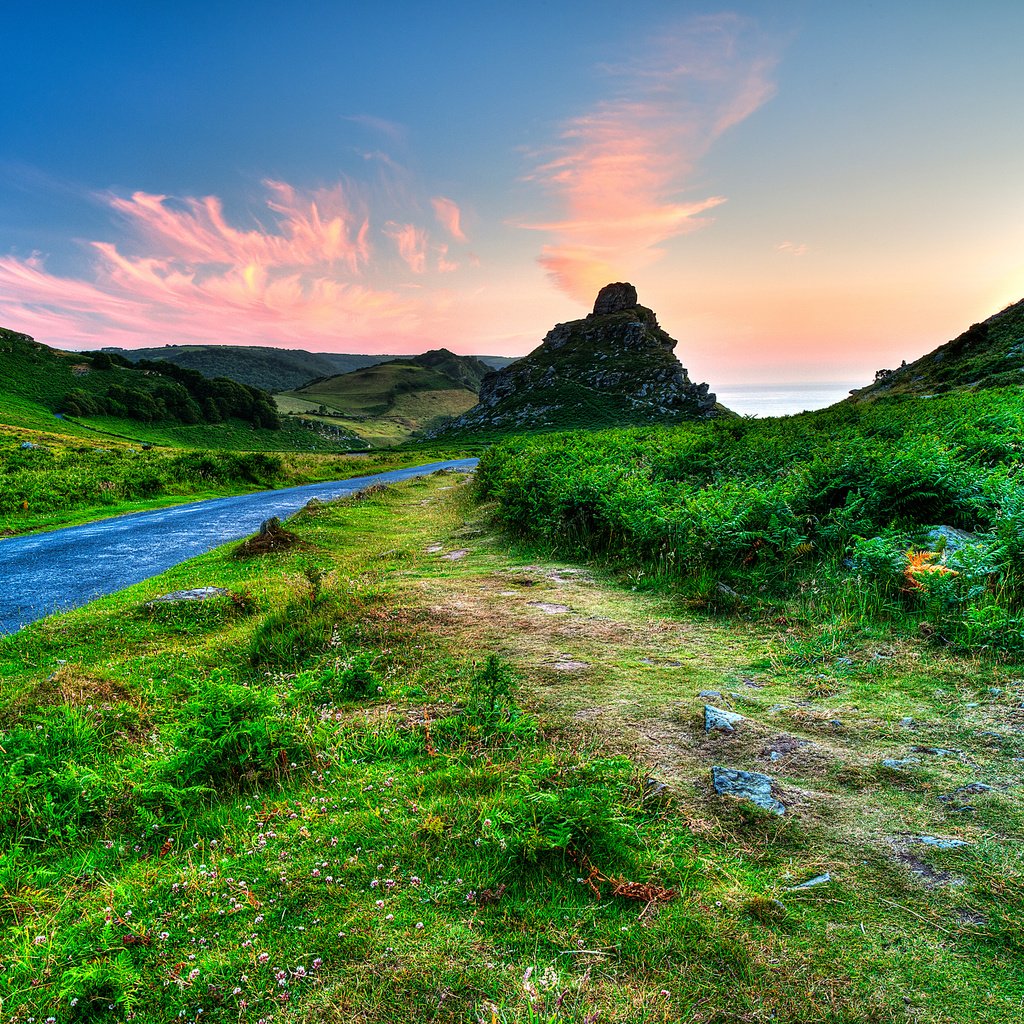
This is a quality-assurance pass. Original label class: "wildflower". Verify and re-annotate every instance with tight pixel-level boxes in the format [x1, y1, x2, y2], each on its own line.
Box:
[258, 952, 270, 964]
[415, 921, 424, 930]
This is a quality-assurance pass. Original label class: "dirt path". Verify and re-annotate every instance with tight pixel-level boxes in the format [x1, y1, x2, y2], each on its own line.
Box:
[380, 477, 1022, 890]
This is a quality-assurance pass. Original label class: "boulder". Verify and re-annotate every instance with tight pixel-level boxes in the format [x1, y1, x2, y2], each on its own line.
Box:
[712, 766, 785, 815]
[592, 281, 638, 316]
[705, 705, 744, 733]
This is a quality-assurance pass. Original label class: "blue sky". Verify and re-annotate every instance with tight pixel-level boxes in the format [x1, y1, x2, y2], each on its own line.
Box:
[2, 1, 1022, 383]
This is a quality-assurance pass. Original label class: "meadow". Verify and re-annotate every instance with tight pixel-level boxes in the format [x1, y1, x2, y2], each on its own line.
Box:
[0, 389, 1022, 1022]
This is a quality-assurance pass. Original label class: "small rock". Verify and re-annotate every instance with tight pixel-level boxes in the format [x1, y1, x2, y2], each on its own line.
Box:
[551, 659, 589, 672]
[913, 746, 960, 757]
[705, 705, 744, 734]
[882, 757, 921, 769]
[915, 836, 970, 849]
[425, 544, 444, 553]
[146, 587, 230, 606]
[711, 767, 785, 815]
[787, 872, 831, 890]
[442, 548, 470, 560]
[699, 690, 723, 699]
[643, 777, 669, 801]
[954, 782, 993, 795]
[899, 717, 917, 728]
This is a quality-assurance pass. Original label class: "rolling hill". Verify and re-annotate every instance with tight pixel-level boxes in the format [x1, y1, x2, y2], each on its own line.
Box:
[107, 344, 517, 392]
[278, 349, 491, 446]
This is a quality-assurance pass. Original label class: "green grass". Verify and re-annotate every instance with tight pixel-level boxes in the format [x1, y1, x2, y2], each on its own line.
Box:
[1, 474, 1021, 1022]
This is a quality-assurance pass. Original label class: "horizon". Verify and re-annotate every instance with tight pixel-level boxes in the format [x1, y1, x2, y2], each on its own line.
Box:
[2, 2, 1023, 386]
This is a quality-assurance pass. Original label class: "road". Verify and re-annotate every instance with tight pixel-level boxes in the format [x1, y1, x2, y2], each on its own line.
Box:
[0, 458, 478, 634]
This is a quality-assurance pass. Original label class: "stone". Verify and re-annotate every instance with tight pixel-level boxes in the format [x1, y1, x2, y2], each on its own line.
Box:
[787, 872, 831, 890]
[592, 281, 638, 316]
[705, 705, 744, 734]
[915, 836, 969, 849]
[699, 690, 723, 699]
[882, 757, 920, 769]
[146, 587, 230, 606]
[441, 548, 470, 560]
[711, 766, 785, 815]
[926, 525, 980, 558]
[527, 602, 570, 614]
[234, 517, 301, 556]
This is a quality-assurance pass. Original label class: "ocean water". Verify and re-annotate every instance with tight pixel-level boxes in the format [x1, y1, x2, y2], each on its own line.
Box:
[714, 382, 861, 418]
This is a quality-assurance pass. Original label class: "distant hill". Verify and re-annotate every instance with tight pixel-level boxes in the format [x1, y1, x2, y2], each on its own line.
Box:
[106, 344, 517, 392]
[432, 282, 728, 437]
[277, 348, 489, 446]
[849, 297, 1024, 401]
[0, 327, 364, 450]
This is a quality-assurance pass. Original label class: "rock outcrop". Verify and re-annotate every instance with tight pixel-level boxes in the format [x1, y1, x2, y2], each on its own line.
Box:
[432, 283, 725, 436]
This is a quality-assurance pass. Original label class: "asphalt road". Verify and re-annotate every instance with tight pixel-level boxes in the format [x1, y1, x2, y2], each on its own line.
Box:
[0, 457, 478, 634]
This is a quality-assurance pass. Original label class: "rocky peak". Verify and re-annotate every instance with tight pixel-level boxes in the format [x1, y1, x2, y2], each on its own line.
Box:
[591, 281, 638, 316]
[430, 283, 727, 436]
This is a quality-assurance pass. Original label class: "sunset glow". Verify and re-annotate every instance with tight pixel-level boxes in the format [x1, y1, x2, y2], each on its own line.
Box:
[2, 3, 1023, 383]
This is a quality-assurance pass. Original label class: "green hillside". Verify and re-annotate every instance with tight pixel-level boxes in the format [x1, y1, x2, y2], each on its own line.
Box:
[278, 349, 488, 446]
[0, 328, 365, 452]
[850, 296, 1024, 400]
[107, 344, 518, 392]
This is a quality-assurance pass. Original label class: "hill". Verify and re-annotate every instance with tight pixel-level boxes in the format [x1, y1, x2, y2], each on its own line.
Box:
[433, 282, 727, 437]
[106, 344, 517, 392]
[277, 348, 490, 446]
[0, 327, 364, 451]
[849, 296, 1024, 401]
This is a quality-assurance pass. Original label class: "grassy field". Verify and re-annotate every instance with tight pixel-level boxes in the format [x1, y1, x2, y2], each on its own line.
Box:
[1, 473, 1020, 1022]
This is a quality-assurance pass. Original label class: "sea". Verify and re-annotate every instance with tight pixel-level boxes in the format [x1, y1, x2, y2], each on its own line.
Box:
[713, 382, 860, 418]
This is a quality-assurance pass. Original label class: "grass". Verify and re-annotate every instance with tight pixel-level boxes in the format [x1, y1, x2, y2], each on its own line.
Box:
[2, 473, 1021, 1022]
[0, 425, 473, 535]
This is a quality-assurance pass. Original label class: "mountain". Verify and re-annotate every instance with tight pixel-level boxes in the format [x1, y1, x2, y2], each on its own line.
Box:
[432, 283, 726, 437]
[276, 348, 489, 446]
[849, 297, 1024, 401]
[106, 344, 517, 392]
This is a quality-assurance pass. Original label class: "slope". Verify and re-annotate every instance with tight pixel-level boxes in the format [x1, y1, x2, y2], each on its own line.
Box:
[849, 296, 1024, 401]
[278, 349, 488, 446]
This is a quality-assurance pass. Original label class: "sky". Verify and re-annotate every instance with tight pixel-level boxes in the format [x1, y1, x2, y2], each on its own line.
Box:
[1, 1, 1023, 385]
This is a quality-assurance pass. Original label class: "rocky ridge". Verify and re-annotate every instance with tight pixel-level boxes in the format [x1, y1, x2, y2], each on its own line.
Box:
[432, 283, 724, 436]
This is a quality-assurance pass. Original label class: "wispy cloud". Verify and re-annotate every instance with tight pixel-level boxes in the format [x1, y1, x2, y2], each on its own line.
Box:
[431, 196, 467, 242]
[0, 173, 472, 350]
[775, 240, 808, 256]
[523, 14, 778, 300]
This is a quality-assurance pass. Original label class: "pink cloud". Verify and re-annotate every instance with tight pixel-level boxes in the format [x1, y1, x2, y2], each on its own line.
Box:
[0, 177, 474, 352]
[383, 221, 428, 274]
[524, 15, 777, 300]
[431, 196, 467, 242]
